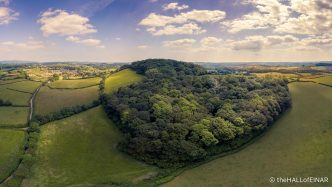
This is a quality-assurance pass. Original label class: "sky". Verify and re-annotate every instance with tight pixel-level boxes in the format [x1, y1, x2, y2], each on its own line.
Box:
[0, 0, 331, 62]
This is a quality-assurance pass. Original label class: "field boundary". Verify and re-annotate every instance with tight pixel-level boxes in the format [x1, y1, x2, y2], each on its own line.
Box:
[6, 88, 33, 94]
[0, 80, 26, 85]
[47, 84, 100, 90]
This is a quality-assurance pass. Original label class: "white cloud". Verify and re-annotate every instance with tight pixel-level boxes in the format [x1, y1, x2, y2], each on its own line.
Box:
[148, 22, 206, 36]
[230, 35, 299, 51]
[139, 9, 226, 36]
[149, 0, 158, 2]
[200, 37, 222, 47]
[66, 36, 103, 47]
[163, 38, 196, 48]
[0, 7, 19, 25]
[38, 9, 97, 36]
[163, 2, 189, 11]
[1, 39, 45, 50]
[140, 10, 226, 27]
[224, 0, 289, 33]
[225, 0, 332, 37]
[115, 37, 121, 41]
[275, 0, 332, 35]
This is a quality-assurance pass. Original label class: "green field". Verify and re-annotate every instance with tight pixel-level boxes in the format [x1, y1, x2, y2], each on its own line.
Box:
[0, 129, 26, 182]
[0, 87, 31, 106]
[105, 69, 143, 93]
[301, 75, 332, 86]
[163, 82, 332, 187]
[0, 79, 25, 85]
[0, 107, 29, 127]
[5, 81, 41, 93]
[48, 77, 101, 89]
[34, 86, 99, 115]
[24, 107, 157, 187]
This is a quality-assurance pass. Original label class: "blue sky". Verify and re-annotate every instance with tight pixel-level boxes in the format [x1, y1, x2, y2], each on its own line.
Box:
[0, 0, 331, 62]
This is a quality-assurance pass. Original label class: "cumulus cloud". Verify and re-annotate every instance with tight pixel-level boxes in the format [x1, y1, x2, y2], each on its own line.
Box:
[140, 10, 226, 27]
[230, 35, 299, 51]
[148, 22, 206, 36]
[225, 0, 332, 37]
[1, 39, 44, 50]
[275, 0, 332, 35]
[38, 9, 97, 36]
[163, 38, 196, 48]
[163, 2, 189, 11]
[65, 36, 104, 48]
[224, 0, 289, 33]
[200, 37, 222, 47]
[0, 7, 19, 25]
[140, 9, 226, 36]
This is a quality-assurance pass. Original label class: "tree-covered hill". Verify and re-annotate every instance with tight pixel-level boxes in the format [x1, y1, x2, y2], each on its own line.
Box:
[104, 59, 291, 167]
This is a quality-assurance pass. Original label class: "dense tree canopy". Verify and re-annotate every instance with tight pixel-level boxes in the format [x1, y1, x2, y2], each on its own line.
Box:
[104, 59, 291, 167]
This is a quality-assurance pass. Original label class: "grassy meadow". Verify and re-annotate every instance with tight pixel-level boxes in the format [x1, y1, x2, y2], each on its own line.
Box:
[0, 107, 29, 127]
[301, 75, 332, 86]
[24, 107, 157, 187]
[105, 69, 143, 93]
[5, 81, 41, 93]
[0, 129, 26, 182]
[163, 82, 332, 187]
[48, 77, 101, 89]
[0, 79, 25, 85]
[34, 86, 99, 116]
[0, 87, 31, 106]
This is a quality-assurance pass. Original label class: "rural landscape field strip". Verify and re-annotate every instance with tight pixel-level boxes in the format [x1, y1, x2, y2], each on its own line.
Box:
[0, 87, 31, 106]
[24, 107, 157, 187]
[0, 129, 26, 183]
[301, 75, 332, 87]
[163, 82, 332, 187]
[105, 69, 143, 93]
[0, 107, 29, 127]
[48, 77, 101, 89]
[5, 81, 41, 94]
[34, 85, 99, 115]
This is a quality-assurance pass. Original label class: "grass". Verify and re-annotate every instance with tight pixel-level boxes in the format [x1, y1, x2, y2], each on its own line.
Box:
[24, 107, 157, 187]
[0, 79, 25, 85]
[163, 82, 332, 187]
[48, 77, 101, 89]
[5, 81, 41, 93]
[34, 86, 99, 116]
[0, 129, 26, 182]
[0, 86, 31, 106]
[254, 72, 299, 79]
[301, 75, 332, 86]
[105, 69, 143, 94]
[0, 107, 29, 127]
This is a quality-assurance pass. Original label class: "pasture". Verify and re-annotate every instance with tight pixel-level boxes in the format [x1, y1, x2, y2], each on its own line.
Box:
[0, 129, 26, 182]
[254, 72, 299, 81]
[0, 87, 31, 106]
[48, 77, 101, 89]
[0, 107, 29, 127]
[163, 82, 332, 187]
[5, 81, 41, 93]
[301, 75, 332, 86]
[34, 86, 99, 115]
[0, 79, 25, 85]
[24, 107, 157, 187]
[105, 69, 143, 93]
